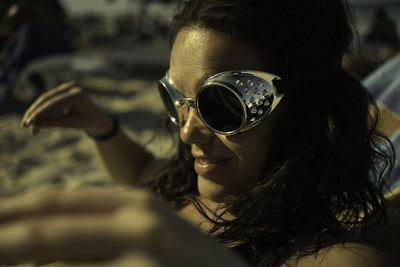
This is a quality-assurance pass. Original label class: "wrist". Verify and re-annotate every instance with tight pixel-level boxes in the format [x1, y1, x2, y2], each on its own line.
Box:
[85, 115, 119, 141]
[85, 113, 115, 135]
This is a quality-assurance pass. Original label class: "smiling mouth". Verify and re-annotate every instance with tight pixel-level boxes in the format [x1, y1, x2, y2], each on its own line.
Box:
[194, 157, 230, 175]
[197, 157, 229, 165]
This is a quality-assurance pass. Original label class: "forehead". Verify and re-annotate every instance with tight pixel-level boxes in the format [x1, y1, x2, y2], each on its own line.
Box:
[169, 27, 266, 95]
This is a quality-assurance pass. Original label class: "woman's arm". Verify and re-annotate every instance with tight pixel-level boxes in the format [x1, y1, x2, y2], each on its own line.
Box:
[88, 122, 163, 185]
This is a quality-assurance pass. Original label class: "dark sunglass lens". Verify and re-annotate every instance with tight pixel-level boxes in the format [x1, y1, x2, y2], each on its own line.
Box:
[158, 82, 178, 124]
[198, 86, 243, 132]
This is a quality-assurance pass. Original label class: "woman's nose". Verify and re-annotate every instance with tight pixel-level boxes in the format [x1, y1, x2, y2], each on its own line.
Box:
[179, 108, 214, 145]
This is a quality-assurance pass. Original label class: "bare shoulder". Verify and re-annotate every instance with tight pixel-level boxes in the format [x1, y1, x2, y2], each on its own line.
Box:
[283, 242, 397, 267]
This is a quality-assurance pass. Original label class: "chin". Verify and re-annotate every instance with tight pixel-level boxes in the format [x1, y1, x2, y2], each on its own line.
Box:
[197, 175, 238, 203]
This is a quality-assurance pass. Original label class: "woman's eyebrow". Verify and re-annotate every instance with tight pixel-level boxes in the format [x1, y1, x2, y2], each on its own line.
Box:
[167, 74, 190, 96]
[167, 73, 186, 95]
[169, 69, 217, 96]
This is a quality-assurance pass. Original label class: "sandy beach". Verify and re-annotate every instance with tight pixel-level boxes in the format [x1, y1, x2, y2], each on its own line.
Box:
[0, 41, 177, 199]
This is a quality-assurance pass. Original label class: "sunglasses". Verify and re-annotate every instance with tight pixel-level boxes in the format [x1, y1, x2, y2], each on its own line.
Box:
[157, 70, 286, 136]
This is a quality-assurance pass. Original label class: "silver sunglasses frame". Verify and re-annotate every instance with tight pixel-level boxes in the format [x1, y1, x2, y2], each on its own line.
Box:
[158, 70, 285, 136]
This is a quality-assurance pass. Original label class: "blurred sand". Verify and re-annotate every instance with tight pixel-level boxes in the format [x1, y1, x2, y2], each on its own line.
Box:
[0, 74, 176, 198]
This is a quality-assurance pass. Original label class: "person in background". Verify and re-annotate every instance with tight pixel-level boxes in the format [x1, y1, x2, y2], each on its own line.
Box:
[364, 8, 400, 64]
[365, 8, 400, 49]
[0, 1, 72, 113]
[0, 0, 396, 266]
[343, 8, 400, 80]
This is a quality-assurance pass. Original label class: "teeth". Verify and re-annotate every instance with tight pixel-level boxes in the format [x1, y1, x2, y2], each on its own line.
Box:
[198, 158, 223, 165]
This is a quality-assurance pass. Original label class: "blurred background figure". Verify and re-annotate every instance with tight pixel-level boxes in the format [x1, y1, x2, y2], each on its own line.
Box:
[0, 0, 73, 114]
[342, 4, 400, 81]
[0, 0, 15, 49]
[363, 8, 400, 64]
[364, 8, 400, 50]
[342, 49, 376, 81]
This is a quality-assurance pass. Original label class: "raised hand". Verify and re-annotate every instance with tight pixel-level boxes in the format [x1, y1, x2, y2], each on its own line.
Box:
[0, 187, 249, 267]
[20, 81, 114, 136]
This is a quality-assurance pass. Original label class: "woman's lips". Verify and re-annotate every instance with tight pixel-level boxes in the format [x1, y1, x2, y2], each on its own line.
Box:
[194, 157, 230, 176]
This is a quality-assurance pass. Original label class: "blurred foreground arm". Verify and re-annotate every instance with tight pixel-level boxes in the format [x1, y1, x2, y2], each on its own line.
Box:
[20, 82, 160, 185]
[0, 187, 249, 267]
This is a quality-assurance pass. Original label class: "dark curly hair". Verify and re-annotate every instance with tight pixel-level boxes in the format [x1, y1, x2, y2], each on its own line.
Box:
[153, 0, 395, 262]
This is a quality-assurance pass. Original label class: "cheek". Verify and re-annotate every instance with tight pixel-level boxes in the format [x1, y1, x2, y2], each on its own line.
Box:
[221, 125, 275, 181]
[226, 102, 287, 171]
[226, 116, 275, 156]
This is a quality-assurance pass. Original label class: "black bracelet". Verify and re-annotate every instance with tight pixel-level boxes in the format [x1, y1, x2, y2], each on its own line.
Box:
[85, 116, 120, 141]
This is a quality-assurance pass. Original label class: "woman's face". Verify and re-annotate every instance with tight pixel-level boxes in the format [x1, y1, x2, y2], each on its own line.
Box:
[169, 28, 285, 203]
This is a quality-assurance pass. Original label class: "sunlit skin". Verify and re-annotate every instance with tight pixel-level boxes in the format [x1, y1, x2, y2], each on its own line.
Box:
[169, 27, 286, 204]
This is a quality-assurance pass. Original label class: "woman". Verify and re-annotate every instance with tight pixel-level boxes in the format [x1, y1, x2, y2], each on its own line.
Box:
[6, 0, 396, 266]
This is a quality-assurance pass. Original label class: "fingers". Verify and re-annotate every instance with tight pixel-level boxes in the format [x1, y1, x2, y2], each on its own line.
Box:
[29, 124, 40, 135]
[22, 87, 83, 128]
[21, 81, 111, 135]
[0, 188, 249, 266]
[0, 187, 154, 224]
[90, 252, 161, 267]
[0, 188, 159, 264]
[0, 214, 129, 264]
[22, 81, 76, 125]
[27, 111, 87, 133]
[38, 253, 161, 267]
[0, 205, 161, 264]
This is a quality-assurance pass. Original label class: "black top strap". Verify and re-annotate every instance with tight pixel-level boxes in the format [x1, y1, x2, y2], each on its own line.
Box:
[273, 59, 342, 94]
